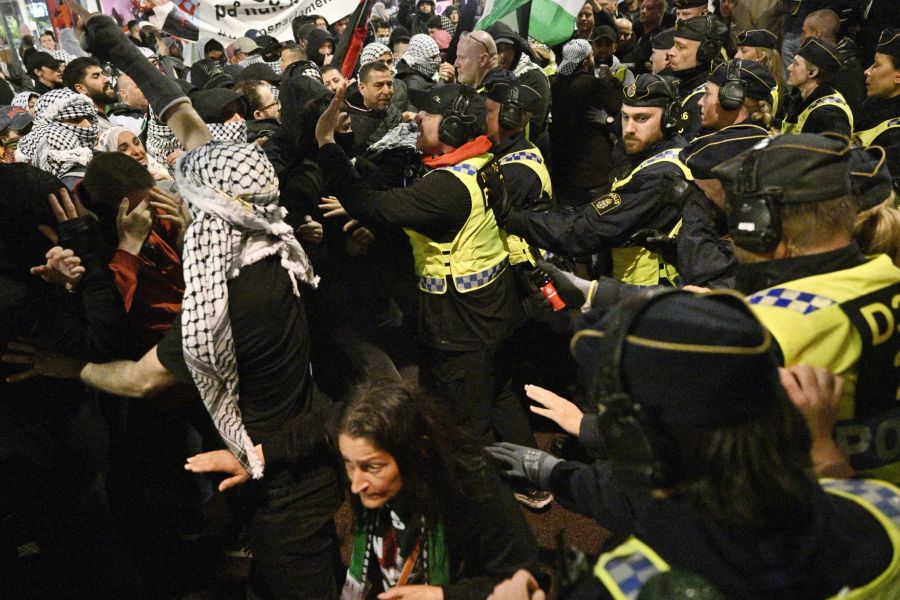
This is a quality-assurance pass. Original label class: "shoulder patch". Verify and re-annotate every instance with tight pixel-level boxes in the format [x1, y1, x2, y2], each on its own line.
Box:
[591, 193, 622, 217]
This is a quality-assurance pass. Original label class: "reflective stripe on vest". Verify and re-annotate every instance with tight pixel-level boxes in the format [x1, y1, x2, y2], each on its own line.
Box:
[781, 91, 854, 135]
[747, 255, 900, 480]
[855, 116, 900, 148]
[594, 480, 900, 599]
[405, 152, 510, 295]
[771, 85, 780, 116]
[681, 84, 706, 108]
[498, 148, 553, 266]
[610, 149, 691, 286]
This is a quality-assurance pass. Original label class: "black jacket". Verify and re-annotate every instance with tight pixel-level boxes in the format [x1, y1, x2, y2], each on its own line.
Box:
[345, 88, 404, 153]
[505, 136, 687, 258]
[783, 84, 853, 138]
[395, 60, 435, 93]
[671, 64, 710, 142]
[857, 95, 900, 191]
[318, 141, 524, 350]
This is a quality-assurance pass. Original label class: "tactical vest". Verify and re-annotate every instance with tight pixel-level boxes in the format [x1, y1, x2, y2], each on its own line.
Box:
[498, 148, 552, 267]
[748, 255, 900, 480]
[855, 116, 900, 148]
[594, 478, 900, 600]
[781, 91, 854, 135]
[610, 149, 691, 287]
[404, 152, 509, 294]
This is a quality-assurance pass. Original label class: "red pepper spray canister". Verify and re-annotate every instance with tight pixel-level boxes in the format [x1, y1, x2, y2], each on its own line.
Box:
[531, 269, 566, 312]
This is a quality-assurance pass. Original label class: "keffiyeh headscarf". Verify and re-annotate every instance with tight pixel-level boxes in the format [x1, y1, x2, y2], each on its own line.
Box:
[175, 142, 318, 478]
[402, 34, 440, 78]
[11, 91, 39, 110]
[360, 42, 392, 68]
[16, 88, 98, 179]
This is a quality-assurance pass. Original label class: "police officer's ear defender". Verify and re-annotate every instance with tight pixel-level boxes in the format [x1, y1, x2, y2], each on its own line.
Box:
[696, 15, 723, 64]
[498, 85, 525, 131]
[656, 75, 683, 134]
[718, 60, 747, 111]
[438, 86, 478, 147]
[727, 150, 783, 253]
[591, 287, 681, 489]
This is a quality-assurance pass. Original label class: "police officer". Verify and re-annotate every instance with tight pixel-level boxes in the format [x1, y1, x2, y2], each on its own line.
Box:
[661, 60, 776, 287]
[489, 290, 900, 599]
[857, 28, 900, 191]
[733, 28, 784, 114]
[713, 133, 900, 481]
[492, 74, 690, 287]
[666, 15, 728, 141]
[314, 80, 543, 489]
[482, 73, 551, 270]
[782, 38, 853, 137]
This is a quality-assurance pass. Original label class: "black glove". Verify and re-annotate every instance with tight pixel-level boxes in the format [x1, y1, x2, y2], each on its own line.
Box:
[81, 15, 187, 119]
[627, 228, 678, 265]
[479, 161, 511, 226]
[537, 260, 593, 308]
[486, 442, 562, 490]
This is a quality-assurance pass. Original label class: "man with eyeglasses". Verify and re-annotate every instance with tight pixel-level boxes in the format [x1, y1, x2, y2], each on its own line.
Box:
[455, 31, 500, 90]
[233, 79, 281, 143]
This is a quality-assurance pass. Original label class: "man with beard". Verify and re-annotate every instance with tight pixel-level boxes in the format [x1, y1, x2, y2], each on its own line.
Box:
[667, 15, 728, 141]
[857, 28, 900, 191]
[64, 56, 116, 136]
[591, 25, 635, 85]
[493, 74, 691, 287]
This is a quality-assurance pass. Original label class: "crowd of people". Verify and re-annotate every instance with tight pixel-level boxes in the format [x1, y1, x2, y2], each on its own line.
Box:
[1, 0, 900, 598]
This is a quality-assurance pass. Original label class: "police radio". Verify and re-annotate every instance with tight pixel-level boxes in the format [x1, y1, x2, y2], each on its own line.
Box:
[498, 85, 525, 131]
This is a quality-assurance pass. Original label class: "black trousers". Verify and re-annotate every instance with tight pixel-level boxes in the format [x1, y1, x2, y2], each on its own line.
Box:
[243, 465, 344, 600]
[421, 345, 537, 448]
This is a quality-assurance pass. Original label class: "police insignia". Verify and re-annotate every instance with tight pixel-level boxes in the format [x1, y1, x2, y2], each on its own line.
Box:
[625, 83, 637, 97]
[591, 193, 622, 216]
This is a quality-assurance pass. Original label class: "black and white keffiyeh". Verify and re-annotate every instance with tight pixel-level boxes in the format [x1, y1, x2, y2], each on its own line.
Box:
[401, 34, 440, 79]
[11, 91, 38, 110]
[16, 88, 98, 179]
[207, 121, 248, 143]
[360, 42, 392, 68]
[175, 141, 318, 478]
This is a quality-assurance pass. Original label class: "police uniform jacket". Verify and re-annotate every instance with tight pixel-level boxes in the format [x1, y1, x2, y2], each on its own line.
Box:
[856, 95, 900, 191]
[737, 244, 900, 480]
[503, 136, 687, 259]
[782, 84, 853, 137]
[581, 479, 900, 599]
[672, 64, 709, 142]
[317, 141, 523, 352]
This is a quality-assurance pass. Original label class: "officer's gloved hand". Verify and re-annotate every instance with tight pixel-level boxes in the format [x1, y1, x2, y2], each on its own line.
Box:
[537, 260, 593, 308]
[627, 229, 678, 265]
[479, 161, 511, 225]
[486, 442, 562, 490]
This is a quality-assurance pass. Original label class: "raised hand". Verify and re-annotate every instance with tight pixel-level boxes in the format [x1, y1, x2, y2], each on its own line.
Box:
[116, 198, 154, 256]
[315, 78, 349, 146]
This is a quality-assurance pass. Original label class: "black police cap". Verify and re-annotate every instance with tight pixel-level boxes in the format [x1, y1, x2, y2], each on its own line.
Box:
[623, 73, 680, 108]
[712, 133, 854, 205]
[877, 28, 900, 62]
[674, 16, 727, 43]
[797, 38, 843, 75]
[651, 28, 675, 50]
[681, 124, 771, 179]
[408, 83, 487, 121]
[571, 290, 780, 428]
[848, 146, 893, 211]
[736, 29, 778, 50]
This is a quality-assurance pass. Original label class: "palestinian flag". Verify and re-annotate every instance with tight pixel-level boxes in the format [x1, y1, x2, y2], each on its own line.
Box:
[477, 0, 584, 46]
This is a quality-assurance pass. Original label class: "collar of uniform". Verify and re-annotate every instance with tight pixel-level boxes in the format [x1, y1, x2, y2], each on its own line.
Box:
[787, 84, 836, 119]
[626, 134, 686, 169]
[856, 95, 900, 131]
[423, 135, 493, 169]
[672, 64, 710, 94]
[491, 131, 530, 157]
[734, 243, 867, 295]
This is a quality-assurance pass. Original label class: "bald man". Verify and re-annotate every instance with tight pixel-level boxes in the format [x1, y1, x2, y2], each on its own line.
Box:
[454, 31, 499, 88]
